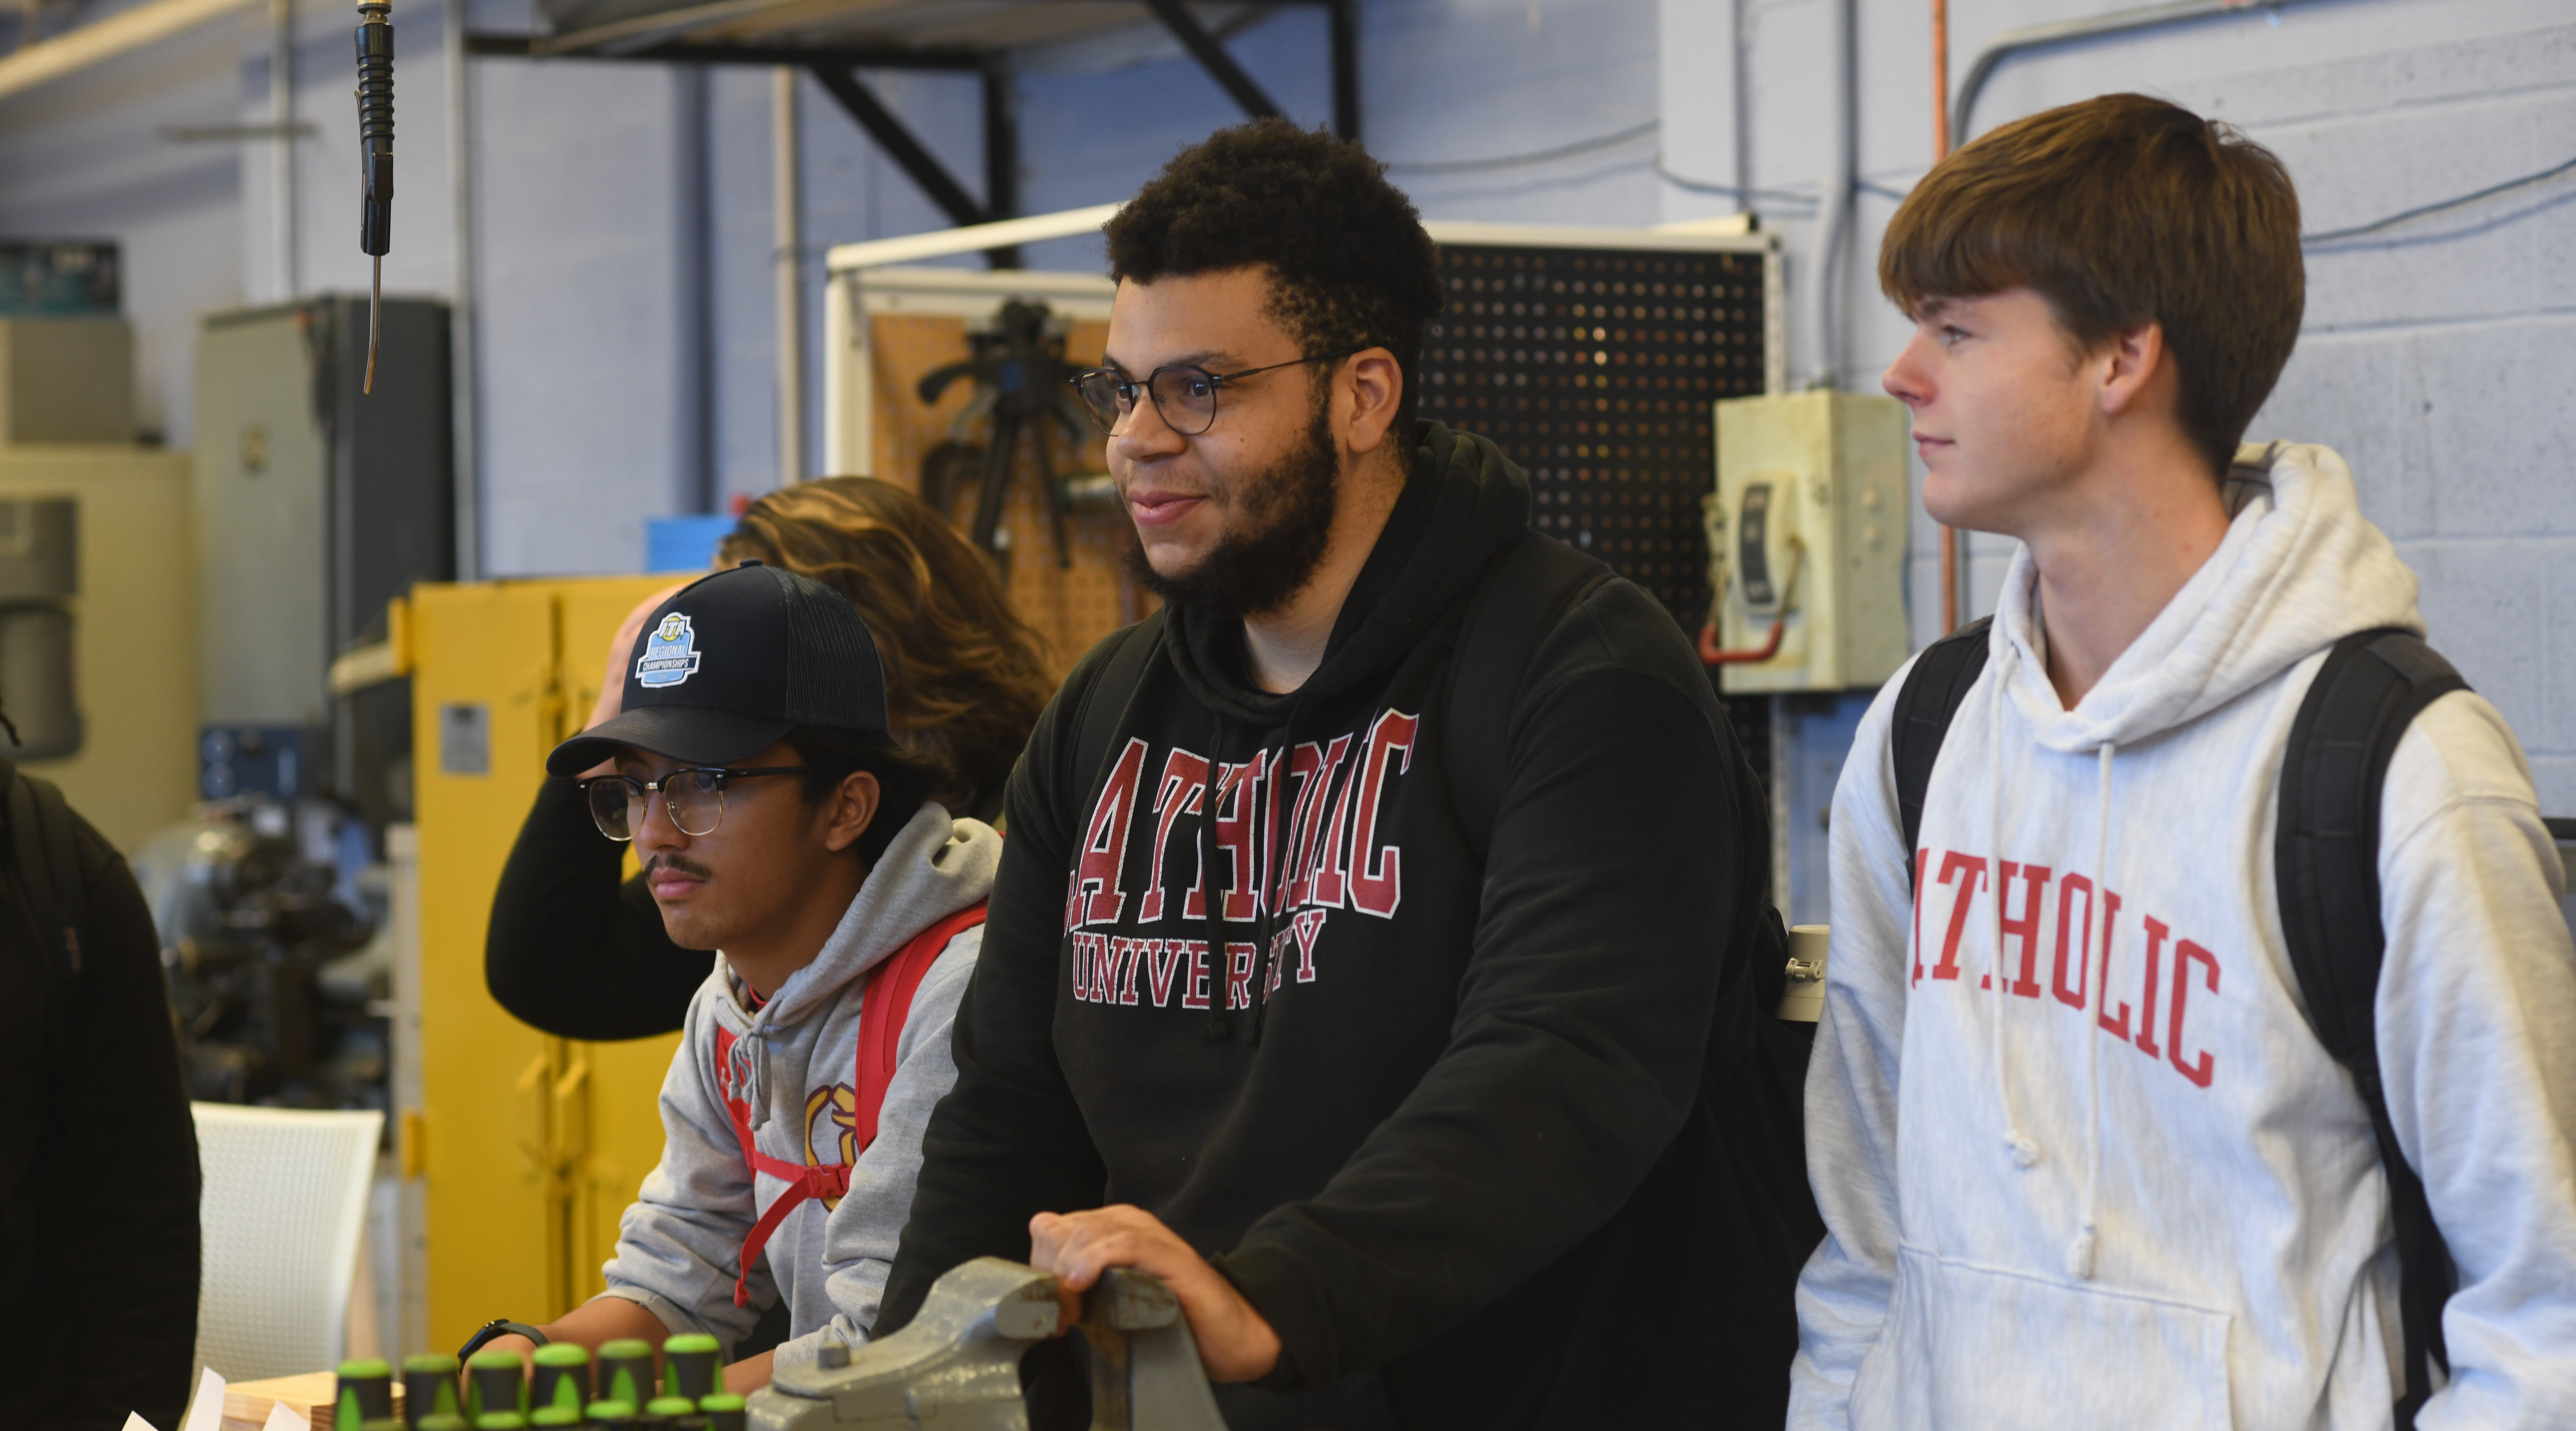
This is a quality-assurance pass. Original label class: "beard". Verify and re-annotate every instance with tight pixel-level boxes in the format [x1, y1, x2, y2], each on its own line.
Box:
[1121, 397, 1339, 619]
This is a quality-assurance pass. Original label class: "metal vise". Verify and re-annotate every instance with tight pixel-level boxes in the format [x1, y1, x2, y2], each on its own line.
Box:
[747, 1257, 1230, 1431]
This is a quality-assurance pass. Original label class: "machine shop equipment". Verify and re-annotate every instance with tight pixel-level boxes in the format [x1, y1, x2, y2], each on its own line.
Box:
[193, 297, 453, 837]
[751, 1260, 1227, 1431]
[0, 311, 197, 849]
[132, 796, 387, 1111]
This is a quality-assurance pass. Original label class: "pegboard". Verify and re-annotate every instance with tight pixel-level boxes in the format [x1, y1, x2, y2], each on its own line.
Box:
[863, 312, 1144, 680]
[1415, 234, 1779, 633]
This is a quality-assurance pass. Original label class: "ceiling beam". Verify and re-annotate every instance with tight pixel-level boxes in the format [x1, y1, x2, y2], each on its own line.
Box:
[1136, 0, 1280, 121]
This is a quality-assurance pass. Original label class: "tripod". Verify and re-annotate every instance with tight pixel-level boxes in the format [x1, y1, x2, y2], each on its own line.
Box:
[916, 299, 1097, 569]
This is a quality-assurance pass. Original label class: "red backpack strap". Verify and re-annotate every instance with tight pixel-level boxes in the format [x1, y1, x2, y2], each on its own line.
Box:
[849, 902, 988, 1153]
[713, 903, 987, 1309]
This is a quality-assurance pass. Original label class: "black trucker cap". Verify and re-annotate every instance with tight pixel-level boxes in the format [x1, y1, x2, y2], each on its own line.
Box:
[544, 561, 888, 777]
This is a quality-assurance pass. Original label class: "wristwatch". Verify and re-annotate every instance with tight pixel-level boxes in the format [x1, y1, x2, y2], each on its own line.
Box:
[458, 1318, 550, 1359]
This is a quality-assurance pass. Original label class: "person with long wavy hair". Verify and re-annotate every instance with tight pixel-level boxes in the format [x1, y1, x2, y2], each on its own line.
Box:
[483, 477, 1055, 1046]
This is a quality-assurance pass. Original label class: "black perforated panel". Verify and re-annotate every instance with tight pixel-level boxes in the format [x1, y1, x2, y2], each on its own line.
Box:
[1417, 243, 1771, 632]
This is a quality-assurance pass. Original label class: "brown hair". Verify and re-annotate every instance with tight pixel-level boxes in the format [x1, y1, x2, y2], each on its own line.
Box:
[1880, 93, 2304, 476]
[718, 478, 1054, 817]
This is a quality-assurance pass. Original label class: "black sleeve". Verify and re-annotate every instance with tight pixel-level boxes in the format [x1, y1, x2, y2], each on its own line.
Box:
[53, 824, 201, 1431]
[485, 777, 712, 1041]
[1214, 585, 1749, 1387]
[879, 646, 1114, 1332]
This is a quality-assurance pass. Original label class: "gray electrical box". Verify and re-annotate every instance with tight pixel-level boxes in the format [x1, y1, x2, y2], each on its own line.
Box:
[193, 297, 452, 820]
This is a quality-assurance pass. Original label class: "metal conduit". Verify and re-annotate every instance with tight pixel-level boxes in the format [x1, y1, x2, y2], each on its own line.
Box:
[1949, 0, 2330, 144]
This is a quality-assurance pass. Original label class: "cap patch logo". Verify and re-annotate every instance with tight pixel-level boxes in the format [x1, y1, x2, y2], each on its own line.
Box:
[636, 612, 705, 689]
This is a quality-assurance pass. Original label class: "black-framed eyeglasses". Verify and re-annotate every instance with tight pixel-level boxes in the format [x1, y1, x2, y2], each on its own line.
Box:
[1066, 346, 1368, 436]
[576, 766, 807, 841]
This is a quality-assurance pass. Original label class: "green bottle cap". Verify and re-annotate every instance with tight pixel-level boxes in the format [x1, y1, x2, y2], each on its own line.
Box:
[416, 1418, 472, 1431]
[695, 1393, 745, 1410]
[527, 1412, 581, 1428]
[584, 1398, 637, 1425]
[359, 1420, 407, 1431]
[697, 1391, 746, 1431]
[645, 1395, 698, 1414]
[660, 1335, 721, 1402]
[403, 1353, 464, 1422]
[595, 1340, 657, 1407]
[335, 1358, 396, 1426]
[473, 1416, 527, 1431]
[465, 1347, 527, 1420]
[527, 1342, 591, 1412]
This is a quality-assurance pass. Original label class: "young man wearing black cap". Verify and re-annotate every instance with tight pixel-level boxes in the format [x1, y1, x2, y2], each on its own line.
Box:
[878, 121, 1809, 1427]
[464, 561, 1002, 1393]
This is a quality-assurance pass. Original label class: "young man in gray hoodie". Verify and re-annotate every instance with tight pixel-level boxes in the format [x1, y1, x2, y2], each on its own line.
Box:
[1794, 95, 2576, 1427]
[465, 561, 1002, 1394]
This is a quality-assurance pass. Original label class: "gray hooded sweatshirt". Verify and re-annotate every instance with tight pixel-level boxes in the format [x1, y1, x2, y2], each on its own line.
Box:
[595, 802, 1000, 1367]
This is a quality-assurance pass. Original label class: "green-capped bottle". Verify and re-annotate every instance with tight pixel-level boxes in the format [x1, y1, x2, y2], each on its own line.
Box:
[660, 1333, 721, 1401]
[583, 1398, 638, 1429]
[697, 1390, 747, 1431]
[528, 1343, 591, 1416]
[472, 1414, 527, 1431]
[402, 1352, 464, 1427]
[465, 1347, 526, 1421]
[526, 1410, 581, 1429]
[595, 1339, 657, 1409]
[637, 1392, 700, 1428]
[335, 1358, 396, 1426]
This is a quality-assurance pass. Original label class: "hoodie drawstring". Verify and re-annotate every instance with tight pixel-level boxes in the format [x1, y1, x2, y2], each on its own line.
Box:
[1247, 710, 1310, 1047]
[2067, 740, 2117, 1281]
[1989, 648, 2041, 1173]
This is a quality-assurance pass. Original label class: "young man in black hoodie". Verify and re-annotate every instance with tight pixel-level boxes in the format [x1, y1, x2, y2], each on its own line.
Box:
[880, 120, 1809, 1428]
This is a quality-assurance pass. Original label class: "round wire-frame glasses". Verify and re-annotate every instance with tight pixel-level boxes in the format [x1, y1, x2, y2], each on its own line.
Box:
[1066, 345, 1368, 436]
[576, 765, 807, 841]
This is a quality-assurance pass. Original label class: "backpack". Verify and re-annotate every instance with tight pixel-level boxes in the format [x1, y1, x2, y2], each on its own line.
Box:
[1066, 528, 1816, 1216]
[1892, 616, 2466, 1429]
[712, 901, 988, 1309]
[1, 757, 90, 989]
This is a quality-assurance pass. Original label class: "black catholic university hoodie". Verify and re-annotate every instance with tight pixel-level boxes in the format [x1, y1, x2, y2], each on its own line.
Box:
[883, 423, 1814, 1429]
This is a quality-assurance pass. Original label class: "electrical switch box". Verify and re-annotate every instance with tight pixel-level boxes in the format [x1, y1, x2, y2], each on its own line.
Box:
[1707, 390, 1910, 693]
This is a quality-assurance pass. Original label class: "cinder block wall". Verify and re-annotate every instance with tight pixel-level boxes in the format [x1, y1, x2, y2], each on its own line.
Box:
[1665, 0, 2576, 884]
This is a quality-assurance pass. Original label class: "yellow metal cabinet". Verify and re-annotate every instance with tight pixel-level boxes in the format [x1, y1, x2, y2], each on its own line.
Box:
[408, 574, 687, 1346]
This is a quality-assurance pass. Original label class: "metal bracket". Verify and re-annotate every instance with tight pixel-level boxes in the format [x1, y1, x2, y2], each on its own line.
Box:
[808, 65, 994, 231]
[1139, 0, 1281, 122]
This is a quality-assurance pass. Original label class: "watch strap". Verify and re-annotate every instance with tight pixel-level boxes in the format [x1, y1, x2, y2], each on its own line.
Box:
[458, 1318, 550, 1360]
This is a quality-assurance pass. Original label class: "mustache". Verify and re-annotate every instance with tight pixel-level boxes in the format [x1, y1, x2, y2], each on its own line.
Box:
[645, 852, 715, 881]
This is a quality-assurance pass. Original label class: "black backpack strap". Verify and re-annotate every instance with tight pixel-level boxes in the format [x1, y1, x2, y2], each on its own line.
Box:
[1441, 530, 1616, 864]
[2276, 628, 2467, 1429]
[1891, 616, 1993, 892]
[3, 760, 87, 984]
[1070, 608, 1170, 799]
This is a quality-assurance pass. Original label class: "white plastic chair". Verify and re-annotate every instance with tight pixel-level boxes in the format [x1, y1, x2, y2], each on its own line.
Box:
[191, 1103, 384, 1384]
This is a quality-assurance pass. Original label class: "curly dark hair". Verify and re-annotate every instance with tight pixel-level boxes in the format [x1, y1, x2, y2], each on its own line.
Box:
[1105, 118, 1445, 436]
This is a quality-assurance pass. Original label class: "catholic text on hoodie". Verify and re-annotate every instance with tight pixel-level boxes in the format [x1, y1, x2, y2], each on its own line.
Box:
[1791, 443, 2576, 1430]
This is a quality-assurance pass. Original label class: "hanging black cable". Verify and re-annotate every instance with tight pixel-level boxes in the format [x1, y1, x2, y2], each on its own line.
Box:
[355, 0, 395, 394]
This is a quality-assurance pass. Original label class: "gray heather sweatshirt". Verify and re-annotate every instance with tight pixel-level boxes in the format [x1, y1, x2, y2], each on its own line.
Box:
[595, 802, 999, 1367]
